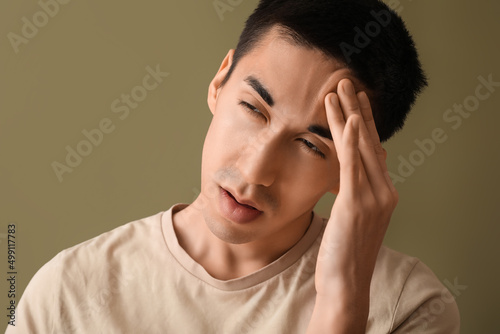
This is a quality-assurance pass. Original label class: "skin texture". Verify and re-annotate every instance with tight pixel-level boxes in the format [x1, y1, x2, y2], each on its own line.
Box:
[173, 27, 398, 332]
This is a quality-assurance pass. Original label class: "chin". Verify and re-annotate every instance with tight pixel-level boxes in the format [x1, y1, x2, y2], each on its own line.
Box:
[202, 209, 260, 245]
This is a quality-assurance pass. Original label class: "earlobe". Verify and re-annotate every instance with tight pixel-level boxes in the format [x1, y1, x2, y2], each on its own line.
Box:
[207, 49, 235, 114]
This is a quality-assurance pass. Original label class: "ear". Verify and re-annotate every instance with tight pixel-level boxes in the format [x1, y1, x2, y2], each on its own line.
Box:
[207, 49, 235, 114]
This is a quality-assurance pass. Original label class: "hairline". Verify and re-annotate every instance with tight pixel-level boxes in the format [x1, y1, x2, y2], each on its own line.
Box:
[219, 25, 379, 132]
[220, 24, 373, 92]
[220, 24, 345, 87]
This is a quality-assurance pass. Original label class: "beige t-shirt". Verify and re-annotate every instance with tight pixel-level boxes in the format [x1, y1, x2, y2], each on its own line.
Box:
[6, 204, 460, 333]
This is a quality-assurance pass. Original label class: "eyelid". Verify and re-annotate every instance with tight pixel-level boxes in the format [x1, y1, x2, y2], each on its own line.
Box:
[240, 91, 270, 115]
[239, 100, 267, 120]
[239, 99, 326, 160]
[299, 138, 326, 159]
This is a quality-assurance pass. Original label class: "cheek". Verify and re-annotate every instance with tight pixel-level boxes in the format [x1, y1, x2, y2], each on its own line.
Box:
[202, 110, 248, 169]
[279, 159, 339, 209]
[325, 158, 341, 192]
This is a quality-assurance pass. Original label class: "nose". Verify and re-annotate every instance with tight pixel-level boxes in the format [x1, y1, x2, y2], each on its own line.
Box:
[235, 129, 282, 187]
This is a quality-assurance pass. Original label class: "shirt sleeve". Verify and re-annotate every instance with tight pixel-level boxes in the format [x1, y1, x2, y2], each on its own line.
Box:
[390, 261, 461, 333]
[4, 253, 62, 334]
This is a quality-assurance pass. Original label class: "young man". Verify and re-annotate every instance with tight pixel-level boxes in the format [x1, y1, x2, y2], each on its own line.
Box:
[7, 0, 460, 333]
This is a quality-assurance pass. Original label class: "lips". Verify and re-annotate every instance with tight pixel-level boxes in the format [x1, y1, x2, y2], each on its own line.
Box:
[218, 187, 263, 224]
[226, 190, 259, 210]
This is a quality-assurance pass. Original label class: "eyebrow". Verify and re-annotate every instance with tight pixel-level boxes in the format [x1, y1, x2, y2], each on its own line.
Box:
[244, 76, 274, 107]
[244, 76, 332, 141]
[308, 124, 333, 141]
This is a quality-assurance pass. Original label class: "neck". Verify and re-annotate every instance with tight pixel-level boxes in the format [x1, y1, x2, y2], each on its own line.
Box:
[172, 196, 312, 280]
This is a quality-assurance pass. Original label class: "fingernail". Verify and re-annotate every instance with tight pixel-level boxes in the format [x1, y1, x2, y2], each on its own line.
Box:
[342, 80, 355, 96]
[357, 91, 367, 101]
[329, 93, 337, 105]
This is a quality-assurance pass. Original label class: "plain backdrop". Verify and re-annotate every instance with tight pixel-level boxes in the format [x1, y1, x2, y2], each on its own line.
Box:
[1, 1, 499, 332]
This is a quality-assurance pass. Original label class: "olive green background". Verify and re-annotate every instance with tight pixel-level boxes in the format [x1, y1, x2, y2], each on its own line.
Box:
[1, 0, 498, 332]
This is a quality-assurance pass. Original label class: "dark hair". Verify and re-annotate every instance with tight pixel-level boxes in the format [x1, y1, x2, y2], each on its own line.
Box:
[221, 0, 427, 142]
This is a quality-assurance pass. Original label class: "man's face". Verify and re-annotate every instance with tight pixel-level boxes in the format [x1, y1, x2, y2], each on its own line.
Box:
[199, 28, 365, 245]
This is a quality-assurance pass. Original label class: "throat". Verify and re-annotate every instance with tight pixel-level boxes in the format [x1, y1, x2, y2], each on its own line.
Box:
[172, 199, 313, 280]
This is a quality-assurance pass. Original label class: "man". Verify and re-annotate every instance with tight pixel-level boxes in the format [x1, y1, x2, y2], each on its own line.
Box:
[7, 0, 460, 333]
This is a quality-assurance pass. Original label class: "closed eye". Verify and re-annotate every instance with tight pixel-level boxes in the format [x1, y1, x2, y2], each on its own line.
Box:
[239, 100, 265, 120]
[239, 100, 325, 159]
[299, 139, 326, 159]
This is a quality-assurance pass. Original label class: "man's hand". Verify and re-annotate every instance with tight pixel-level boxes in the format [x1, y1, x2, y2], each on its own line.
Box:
[307, 79, 399, 333]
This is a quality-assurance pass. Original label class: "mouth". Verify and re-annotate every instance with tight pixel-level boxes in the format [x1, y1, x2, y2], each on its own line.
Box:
[225, 190, 260, 211]
[218, 187, 263, 224]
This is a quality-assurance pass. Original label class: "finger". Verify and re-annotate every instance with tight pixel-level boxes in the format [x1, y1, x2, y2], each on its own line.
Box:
[337, 79, 363, 118]
[326, 92, 369, 197]
[357, 91, 385, 162]
[325, 92, 346, 151]
[328, 84, 392, 195]
[355, 113, 391, 193]
[337, 80, 374, 151]
[357, 91, 396, 192]
[339, 115, 361, 197]
[337, 80, 387, 190]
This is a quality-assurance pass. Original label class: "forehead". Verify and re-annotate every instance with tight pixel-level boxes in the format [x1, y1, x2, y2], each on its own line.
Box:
[231, 28, 365, 120]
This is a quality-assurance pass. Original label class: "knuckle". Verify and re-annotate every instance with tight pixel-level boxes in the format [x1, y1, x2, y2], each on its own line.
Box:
[359, 136, 374, 149]
[374, 143, 385, 155]
[392, 191, 400, 206]
[346, 103, 359, 112]
[378, 192, 395, 210]
[379, 198, 391, 211]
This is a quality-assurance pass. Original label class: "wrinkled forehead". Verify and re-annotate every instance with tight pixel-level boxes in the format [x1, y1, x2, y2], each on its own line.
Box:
[232, 27, 367, 121]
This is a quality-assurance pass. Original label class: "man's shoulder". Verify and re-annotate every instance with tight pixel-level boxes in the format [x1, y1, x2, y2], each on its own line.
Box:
[372, 245, 445, 299]
[57, 211, 165, 260]
[368, 245, 460, 333]
[370, 245, 424, 309]
[23, 211, 166, 295]
[373, 245, 419, 280]
[8, 211, 169, 333]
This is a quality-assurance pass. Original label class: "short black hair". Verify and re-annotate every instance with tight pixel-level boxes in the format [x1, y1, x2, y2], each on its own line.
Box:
[221, 0, 427, 142]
